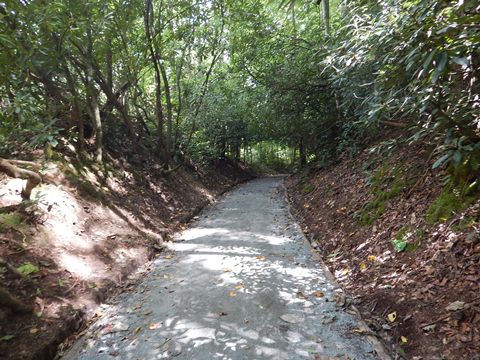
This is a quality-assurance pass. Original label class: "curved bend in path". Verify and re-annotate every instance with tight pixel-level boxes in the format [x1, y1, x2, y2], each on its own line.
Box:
[63, 177, 380, 360]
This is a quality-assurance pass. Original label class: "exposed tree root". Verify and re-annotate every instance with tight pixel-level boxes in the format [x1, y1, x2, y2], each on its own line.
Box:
[0, 157, 42, 200]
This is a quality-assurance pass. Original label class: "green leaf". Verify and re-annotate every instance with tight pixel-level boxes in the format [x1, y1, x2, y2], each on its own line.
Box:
[0, 335, 15, 342]
[432, 52, 448, 84]
[452, 151, 462, 166]
[451, 57, 469, 68]
[422, 49, 437, 71]
[16, 262, 39, 276]
[392, 239, 408, 252]
[432, 154, 451, 169]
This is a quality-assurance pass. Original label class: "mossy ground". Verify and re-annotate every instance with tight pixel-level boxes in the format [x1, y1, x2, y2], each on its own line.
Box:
[357, 164, 411, 225]
[426, 184, 479, 224]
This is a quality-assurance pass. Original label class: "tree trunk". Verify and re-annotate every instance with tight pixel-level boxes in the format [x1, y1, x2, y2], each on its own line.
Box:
[145, 0, 168, 164]
[321, 0, 330, 36]
[64, 62, 84, 150]
[0, 158, 42, 200]
[87, 26, 103, 163]
[299, 138, 307, 167]
[160, 62, 173, 159]
[106, 45, 113, 94]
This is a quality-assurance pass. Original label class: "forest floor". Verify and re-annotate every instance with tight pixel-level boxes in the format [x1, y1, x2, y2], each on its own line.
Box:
[286, 136, 480, 360]
[60, 177, 385, 360]
[0, 153, 254, 360]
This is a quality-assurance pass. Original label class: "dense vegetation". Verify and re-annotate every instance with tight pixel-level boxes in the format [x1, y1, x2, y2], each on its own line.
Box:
[0, 0, 478, 179]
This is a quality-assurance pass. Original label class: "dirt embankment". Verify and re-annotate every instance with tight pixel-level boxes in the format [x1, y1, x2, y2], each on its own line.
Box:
[286, 138, 480, 360]
[0, 154, 254, 360]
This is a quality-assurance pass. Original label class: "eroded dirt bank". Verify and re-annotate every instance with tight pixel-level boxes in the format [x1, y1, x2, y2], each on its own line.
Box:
[286, 140, 480, 360]
[0, 156, 254, 359]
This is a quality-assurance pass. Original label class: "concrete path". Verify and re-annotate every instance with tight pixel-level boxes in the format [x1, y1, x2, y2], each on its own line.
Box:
[62, 177, 379, 360]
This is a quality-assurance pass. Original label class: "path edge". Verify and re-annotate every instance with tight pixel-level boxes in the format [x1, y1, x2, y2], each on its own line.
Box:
[280, 179, 393, 360]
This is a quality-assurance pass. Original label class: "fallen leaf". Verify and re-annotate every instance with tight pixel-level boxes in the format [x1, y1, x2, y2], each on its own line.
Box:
[296, 291, 307, 300]
[149, 322, 162, 330]
[337, 207, 347, 214]
[422, 324, 436, 332]
[446, 301, 465, 311]
[400, 336, 408, 344]
[312, 291, 324, 298]
[223, 268, 232, 272]
[29, 328, 39, 334]
[387, 312, 397, 323]
[229, 291, 237, 297]
[341, 268, 349, 275]
[255, 255, 266, 261]
[235, 283, 245, 289]
[164, 255, 173, 259]
[367, 255, 377, 262]
[352, 328, 367, 334]
[359, 262, 367, 270]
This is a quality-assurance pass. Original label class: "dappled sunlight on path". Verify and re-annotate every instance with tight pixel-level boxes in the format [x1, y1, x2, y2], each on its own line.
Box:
[62, 177, 378, 360]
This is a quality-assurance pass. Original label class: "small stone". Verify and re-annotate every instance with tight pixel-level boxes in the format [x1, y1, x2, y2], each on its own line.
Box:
[280, 314, 303, 324]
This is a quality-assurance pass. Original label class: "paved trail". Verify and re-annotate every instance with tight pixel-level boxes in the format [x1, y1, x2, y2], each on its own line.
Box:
[63, 177, 379, 360]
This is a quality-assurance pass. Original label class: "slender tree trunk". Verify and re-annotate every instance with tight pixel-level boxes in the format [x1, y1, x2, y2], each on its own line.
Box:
[144, 0, 168, 164]
[160, 61, 173, 159]
[106, 45, 113, 94]
[321, 0, 330, 35]
[64, 63, 84, 150]
[299, 138, 307, 167]
[86, 26, 103, 162]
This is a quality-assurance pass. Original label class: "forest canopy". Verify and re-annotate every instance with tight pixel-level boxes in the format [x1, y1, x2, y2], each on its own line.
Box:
[0, 0, 478, 180]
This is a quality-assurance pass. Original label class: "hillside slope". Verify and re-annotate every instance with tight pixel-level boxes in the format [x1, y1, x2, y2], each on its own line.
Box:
[0, 155, 254, 359]
[286, 137, 480, 359]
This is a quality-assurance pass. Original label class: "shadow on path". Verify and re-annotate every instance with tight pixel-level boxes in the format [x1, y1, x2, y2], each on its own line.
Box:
[62, 177, 378, 360]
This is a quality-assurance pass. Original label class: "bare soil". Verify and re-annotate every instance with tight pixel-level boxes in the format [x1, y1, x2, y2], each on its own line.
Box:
[0, 155, 254, 360]
[286, 138, 480, 360]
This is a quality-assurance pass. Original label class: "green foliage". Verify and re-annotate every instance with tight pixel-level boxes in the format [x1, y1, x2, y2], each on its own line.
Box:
[392, 237, 408, 253]
[16, 262, 39, 276]
[0, 0, 477, 181]
[0, 213, 23, 231]
[392, 226, 424, 253]
[0, 335, 16, 342]
[302, 184, 315, 194]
